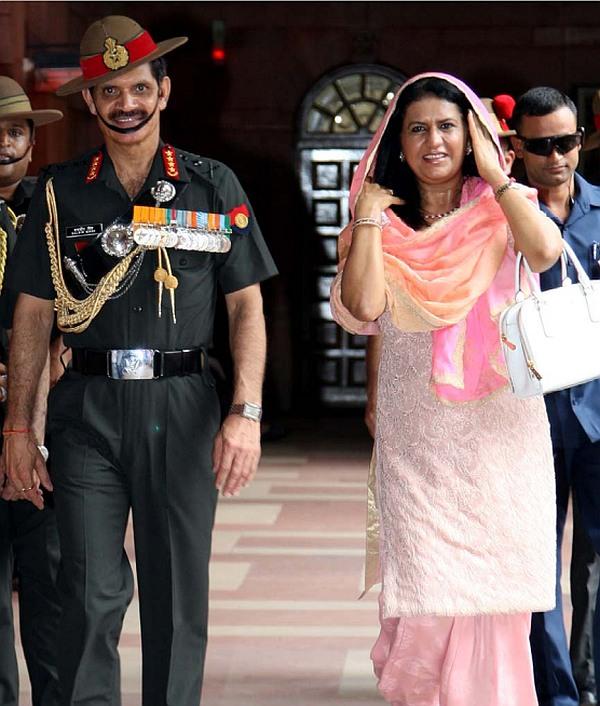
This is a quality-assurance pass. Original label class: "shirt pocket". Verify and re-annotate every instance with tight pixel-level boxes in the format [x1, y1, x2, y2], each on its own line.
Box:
[172, 251, 213, 271]
[171, 251, 215, 307]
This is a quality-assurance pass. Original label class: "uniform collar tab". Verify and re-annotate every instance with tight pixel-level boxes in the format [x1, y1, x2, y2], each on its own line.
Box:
[159, 143, 190, 183]
[85, 150, 104, 183]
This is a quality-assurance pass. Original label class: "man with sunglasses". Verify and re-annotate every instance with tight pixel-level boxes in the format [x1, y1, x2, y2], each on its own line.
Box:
[513, 86, 600, 706]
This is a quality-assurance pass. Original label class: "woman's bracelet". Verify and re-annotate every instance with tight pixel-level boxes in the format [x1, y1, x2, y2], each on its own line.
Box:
[494, 180, 516, 202]
[351, 217, 382, 233]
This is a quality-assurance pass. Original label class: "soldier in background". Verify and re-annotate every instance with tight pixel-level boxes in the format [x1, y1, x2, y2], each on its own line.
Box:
[0, 76, 62, 706]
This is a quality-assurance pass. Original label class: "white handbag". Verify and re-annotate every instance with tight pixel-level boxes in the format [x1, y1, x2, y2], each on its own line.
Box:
[499, 241, 600, 398]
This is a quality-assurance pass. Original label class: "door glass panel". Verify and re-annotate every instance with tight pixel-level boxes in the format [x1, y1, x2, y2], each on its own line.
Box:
[314, 83, 344, 114]
[304, 70, 402, 136]
[337, 75, 363, 103]
[307, 108, 331, 134]
[313, 162, 341, 189]
[365, 74, 392, 101]
[369, 107, 387, 133]
[298, 65, 405, 407]
[331, 107, 356, 134]
[353, 100, 378, 128]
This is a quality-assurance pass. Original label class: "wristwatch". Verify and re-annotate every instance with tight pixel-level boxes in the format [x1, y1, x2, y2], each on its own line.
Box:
[229, 402, 262, 422]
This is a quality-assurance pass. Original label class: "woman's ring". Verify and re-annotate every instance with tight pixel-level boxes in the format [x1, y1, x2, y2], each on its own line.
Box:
[20, 484, 35, 493]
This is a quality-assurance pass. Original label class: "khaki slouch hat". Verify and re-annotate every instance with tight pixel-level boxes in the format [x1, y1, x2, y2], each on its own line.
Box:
[56, 15, 187, 96]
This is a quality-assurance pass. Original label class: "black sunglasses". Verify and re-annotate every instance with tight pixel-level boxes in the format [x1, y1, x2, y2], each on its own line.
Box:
[517, 128, 585, 157]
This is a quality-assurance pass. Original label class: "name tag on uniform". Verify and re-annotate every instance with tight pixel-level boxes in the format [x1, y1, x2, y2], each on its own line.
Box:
[65, 223, 103, 239]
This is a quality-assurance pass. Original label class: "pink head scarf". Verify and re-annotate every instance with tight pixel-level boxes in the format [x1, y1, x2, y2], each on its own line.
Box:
[333, 72, 534, 403]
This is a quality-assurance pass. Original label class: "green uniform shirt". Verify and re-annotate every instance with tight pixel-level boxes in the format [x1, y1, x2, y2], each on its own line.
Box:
[0, 177, 36, 251]
[0, 177, 37, 359]
[8, 144, 278, 350]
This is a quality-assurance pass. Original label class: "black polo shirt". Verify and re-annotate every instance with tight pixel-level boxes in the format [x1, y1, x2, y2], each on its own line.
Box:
[8, 144, 278, 350]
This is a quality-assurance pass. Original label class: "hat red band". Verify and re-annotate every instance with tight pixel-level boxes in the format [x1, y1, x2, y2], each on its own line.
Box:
[80, 31, 158, 80]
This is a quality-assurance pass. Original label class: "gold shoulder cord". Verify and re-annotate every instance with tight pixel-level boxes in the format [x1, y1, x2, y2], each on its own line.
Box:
[0, 205, 15, 294]
[44, 177, 143, 333]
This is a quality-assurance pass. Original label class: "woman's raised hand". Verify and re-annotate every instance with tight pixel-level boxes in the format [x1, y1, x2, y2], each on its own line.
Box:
[467, 110, 506, 187]
[355, 180, 404, 220]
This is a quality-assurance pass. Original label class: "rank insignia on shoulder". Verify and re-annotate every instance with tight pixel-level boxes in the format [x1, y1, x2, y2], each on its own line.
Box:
[229, 204, 250, 233]
[161, 145, 180, 180]
[85, 152, 104, 183]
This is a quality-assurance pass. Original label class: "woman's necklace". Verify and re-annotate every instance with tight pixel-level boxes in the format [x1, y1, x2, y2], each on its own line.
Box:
[420, 180, 463, 222]
[421, 206, 459, 221]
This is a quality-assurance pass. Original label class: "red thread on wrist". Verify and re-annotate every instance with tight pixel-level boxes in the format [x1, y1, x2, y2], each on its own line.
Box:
[2, 429, 30, 435]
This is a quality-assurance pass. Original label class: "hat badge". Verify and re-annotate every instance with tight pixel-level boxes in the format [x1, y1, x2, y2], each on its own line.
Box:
[102, 37, 129, 71]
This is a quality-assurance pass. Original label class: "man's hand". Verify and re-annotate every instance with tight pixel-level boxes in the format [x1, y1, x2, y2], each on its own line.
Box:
[0, 452, 24, 501]
[2, 434, 52, 508]
[0, 362, 7, 403]
[212, 414, 261, 497]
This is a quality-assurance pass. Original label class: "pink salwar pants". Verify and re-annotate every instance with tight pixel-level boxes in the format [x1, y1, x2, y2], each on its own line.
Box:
[371, 597, 538, 706]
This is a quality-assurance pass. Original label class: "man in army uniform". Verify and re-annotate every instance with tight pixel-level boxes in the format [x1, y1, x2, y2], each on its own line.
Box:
[2, 15, 277, 706]
[0, 76, 62, 706]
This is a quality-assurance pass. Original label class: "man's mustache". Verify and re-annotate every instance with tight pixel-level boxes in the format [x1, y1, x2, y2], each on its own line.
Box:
[95, 100, 159, 135]
[107, 110, 148, 123]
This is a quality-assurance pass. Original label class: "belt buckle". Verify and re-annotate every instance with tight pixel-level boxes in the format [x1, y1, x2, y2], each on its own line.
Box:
[108, 349, 157, 380]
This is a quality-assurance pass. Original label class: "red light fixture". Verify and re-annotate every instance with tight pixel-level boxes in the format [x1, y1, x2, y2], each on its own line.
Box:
[211, 47, 225, 63]
[211, 20, 226, 65]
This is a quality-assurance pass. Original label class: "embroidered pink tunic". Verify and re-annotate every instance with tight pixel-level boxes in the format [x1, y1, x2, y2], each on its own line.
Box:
[371, 311, 556, 619]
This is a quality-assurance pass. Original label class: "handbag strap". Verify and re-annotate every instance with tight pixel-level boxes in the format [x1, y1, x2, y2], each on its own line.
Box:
[514, 252, 541, 299]
[515, 241, 592, 300]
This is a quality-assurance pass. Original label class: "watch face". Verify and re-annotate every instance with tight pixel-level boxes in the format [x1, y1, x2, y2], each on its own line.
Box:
[242, 403, 262, 421]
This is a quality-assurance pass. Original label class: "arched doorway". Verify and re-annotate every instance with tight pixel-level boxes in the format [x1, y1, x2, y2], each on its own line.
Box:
[297, 64, 405, 408]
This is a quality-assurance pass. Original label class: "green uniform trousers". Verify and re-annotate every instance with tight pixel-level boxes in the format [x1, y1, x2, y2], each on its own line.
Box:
[47, 368, 220, 706]
[0, 497, 61, 706]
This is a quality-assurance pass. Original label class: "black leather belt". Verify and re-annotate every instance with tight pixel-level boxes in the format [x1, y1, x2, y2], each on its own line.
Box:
[71, 348, 206, 380]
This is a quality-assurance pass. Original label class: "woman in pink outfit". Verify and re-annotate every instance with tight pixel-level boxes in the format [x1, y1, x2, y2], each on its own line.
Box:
[330, 72, 563, 706]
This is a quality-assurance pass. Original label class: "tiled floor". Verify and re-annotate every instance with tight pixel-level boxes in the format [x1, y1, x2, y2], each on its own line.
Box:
[14, 415, 574, 705]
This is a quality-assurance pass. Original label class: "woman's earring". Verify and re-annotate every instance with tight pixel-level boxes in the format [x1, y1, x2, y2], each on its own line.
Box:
[399, 151, 405, 162]
[465, 143, 473, 155]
